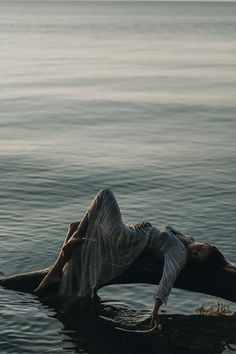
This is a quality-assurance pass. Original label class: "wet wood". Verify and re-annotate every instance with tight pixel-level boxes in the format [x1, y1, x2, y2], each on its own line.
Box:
[0, 253, 236, 302]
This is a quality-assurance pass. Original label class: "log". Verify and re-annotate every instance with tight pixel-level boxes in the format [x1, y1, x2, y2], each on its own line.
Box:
[0, 253, 236, 302]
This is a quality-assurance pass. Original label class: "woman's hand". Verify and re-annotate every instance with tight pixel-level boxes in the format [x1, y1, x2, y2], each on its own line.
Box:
[132, 221, 152, 230]
[151, 298, 162, 327]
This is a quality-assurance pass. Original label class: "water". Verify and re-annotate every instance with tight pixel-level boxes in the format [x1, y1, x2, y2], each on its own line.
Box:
[0, 1, 236, 353]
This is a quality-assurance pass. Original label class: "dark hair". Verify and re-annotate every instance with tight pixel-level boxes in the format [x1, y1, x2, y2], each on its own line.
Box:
[205, 245, 230, 269]
[189, 243, 233, 270]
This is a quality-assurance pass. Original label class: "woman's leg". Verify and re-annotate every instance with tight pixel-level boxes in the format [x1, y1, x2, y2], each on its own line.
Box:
[33, 222, 81, 294]
[34, 189, 111, 294]
[34, 216, 88, 294]
[63, 221, 81, 245]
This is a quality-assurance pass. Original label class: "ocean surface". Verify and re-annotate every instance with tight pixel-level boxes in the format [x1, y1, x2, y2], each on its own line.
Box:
[0, 1, 236, 353]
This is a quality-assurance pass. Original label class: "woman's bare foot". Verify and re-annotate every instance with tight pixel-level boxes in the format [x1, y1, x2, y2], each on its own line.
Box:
[33, 271, 61, 295]
[34, 238, 84, 295]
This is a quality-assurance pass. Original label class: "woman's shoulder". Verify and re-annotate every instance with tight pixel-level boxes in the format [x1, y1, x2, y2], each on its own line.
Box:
[163, 225, 195, 242]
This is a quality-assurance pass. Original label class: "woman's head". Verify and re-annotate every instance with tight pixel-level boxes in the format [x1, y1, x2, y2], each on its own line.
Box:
[187, 242, 229, 268]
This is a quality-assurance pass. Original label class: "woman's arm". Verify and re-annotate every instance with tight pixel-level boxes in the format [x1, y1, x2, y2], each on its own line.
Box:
[151, 249, 187, 324]
[151, 298, 162, 325]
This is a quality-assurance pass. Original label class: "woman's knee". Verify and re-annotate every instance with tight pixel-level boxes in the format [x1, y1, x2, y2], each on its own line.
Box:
[95, 188, 114, 204]
[98, 188, 113, 198]
[87, 189, 111, 217]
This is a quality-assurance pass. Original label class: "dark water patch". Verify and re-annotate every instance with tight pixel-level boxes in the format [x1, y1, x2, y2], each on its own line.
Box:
[9, 294, 236, 354]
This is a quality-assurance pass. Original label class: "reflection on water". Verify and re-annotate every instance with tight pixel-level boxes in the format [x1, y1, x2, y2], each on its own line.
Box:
[1, 280, 236, 354]
[37, 294, 236, 354]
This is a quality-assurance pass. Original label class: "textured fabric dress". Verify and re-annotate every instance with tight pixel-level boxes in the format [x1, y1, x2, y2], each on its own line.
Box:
[60, 189, 193, 303]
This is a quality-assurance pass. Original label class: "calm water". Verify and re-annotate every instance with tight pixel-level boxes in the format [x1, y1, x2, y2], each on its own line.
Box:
[0, 1, 236, 353]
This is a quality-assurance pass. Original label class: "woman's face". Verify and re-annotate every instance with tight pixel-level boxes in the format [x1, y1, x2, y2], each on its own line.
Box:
[187, 242, 212, 263]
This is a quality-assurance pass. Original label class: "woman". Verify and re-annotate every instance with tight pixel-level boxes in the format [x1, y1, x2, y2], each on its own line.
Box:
[34, 189, 231, 325]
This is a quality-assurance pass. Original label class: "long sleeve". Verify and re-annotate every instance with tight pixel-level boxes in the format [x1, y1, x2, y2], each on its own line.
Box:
[153, 247, 187, 304]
